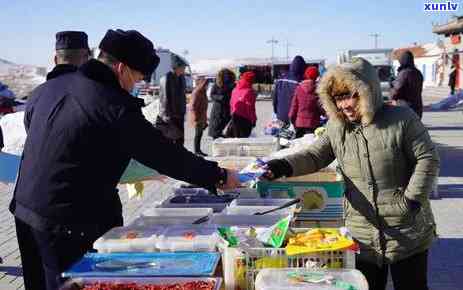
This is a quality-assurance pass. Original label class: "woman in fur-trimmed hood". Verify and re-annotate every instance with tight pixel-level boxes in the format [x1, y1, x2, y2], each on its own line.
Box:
[265, 58, 439, 290]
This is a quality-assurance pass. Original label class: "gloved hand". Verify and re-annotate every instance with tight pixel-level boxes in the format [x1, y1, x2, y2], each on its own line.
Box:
[262, 159, 293, 181]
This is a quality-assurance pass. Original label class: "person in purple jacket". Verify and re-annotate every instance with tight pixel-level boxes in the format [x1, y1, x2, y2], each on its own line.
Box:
[272, 55, 306, 125]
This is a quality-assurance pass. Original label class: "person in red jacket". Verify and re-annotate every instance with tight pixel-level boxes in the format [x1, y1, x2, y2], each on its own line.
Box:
[289, 66, 324, 138]
[226, 71, 257, 138]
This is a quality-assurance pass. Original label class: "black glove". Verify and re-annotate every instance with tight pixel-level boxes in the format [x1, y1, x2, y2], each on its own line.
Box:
[264, 159, 293, 180]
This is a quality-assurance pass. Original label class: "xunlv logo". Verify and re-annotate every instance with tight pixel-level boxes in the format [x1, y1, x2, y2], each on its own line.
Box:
[424, 1, 459, 11]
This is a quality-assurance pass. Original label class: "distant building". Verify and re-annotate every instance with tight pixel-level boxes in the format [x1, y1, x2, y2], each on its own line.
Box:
[432, 16, 463, 89]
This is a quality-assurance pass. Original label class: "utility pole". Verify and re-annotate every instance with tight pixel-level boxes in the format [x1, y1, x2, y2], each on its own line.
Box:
[285, 40, 292, 62]
[266, 37, 279, 64]
[369, 33, 380, 49]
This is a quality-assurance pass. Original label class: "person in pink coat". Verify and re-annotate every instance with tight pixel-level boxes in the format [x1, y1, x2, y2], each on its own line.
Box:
[289, 66, 324, 138]
[226, 71, 257, 137]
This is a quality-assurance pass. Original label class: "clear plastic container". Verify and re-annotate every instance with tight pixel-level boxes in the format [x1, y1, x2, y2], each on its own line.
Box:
[212, 137, 278, 157]
[207, 156, 258, 170]
[160, 195, 234, 213]
[60, 277, 222, 290]
[141, 207, 213, 218]
[229, 198, 296, 207]
[210, 214, 286, 227]
[156, 225, 220, 252]
[93, 226, 162, 253]
[255, 268, 368, 290]
[224, 188, 262, 199]
[130, 216, 213, 226]
[223, 206, 292, 216]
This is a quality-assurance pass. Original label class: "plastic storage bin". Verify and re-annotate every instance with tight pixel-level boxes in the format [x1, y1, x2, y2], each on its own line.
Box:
[93, 226, 163, 253]
[207, 156, 258, 170]
[229, 198, 295, 207]
[212, 137, 278, 157]
[62, 252, 221, 278]
[129, 215, 211, 227]
[210, 214, 287, 227]
[60, 277, 222, 290]
[244, 248, 355, 290]
[254, 268, 368, 290]
[142, 207, 212, 218]
[160, 195, 235, 213]
[156, 225, 220, 252]
[223, 206, 293, 216]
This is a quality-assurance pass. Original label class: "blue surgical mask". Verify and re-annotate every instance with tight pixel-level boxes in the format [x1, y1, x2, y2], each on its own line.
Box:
[130, 87, 139, 97]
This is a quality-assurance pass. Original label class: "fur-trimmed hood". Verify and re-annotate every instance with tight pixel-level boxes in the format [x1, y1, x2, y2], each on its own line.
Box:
[317, 57, 383, 126]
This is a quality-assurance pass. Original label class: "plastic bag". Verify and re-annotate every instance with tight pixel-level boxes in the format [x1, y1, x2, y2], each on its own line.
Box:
[238, 158, 267, 183]
[120, 159, 161, 184]
[256, 215, 291, 248]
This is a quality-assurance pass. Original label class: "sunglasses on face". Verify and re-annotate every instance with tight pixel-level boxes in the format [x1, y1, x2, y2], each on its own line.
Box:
[332, 92, 359, 102]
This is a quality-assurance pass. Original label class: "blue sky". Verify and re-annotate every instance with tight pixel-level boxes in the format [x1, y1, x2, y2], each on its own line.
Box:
[0, 0, 459, 67]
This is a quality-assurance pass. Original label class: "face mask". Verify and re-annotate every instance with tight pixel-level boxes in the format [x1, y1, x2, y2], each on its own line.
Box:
[130, 86, 139, 97]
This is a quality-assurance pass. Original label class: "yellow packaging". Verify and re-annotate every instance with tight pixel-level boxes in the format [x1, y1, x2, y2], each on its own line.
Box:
[286, 228, 354, 256]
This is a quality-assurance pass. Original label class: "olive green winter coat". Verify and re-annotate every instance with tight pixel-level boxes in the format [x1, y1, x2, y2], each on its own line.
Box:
[281, 58, 439, 265]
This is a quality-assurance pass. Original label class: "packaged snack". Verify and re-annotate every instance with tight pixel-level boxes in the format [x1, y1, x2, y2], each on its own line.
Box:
[256, 216, 291, 248]
[238, 158, 267, 183]
[286, 228, 355, 256]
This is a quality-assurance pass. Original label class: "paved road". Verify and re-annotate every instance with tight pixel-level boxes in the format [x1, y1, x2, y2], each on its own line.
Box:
[1, 96, 462, 289]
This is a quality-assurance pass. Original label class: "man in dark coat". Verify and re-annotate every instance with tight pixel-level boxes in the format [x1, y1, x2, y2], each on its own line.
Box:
[155, 55, 188, 145]
[272, 55, 306, 124]
[10, 29, 239, 290]
[46, 31, 90, 81]
[390, 50, 424, 119]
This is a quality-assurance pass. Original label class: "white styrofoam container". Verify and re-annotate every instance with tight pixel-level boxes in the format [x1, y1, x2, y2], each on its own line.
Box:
[156, 225, 220, 252]
[93, 226, 163, 253]
[255, 268, 368, 290]
[212, 137, 278, 157]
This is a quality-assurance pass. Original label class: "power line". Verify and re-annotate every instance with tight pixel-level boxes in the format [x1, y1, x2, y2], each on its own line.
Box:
[369, 33, 381, 48]
[285, 40, 292, 62]
[266, 37, 279, 64]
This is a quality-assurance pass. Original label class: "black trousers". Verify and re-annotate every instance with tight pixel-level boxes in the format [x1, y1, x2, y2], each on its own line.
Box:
[295, 127, 315, 139]
[194, 124, 206, 153]
[15, 217, 121, 290]
[356, 250, 429, 290]
[225, 115, 253, 138]
[450, 85, 456, 95]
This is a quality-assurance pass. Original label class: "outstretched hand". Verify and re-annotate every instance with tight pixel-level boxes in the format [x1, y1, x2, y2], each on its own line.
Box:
[218, 168, 241, 190]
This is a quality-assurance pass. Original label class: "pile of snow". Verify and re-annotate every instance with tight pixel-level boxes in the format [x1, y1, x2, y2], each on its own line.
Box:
[0, 111, 26, 155]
